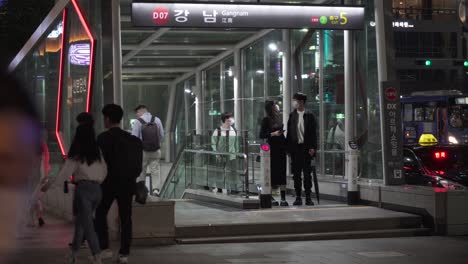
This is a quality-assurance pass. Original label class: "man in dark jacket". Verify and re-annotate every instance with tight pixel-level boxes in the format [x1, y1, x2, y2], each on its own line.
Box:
[287, 93, 317, 206]
[94, 104, 143, 264]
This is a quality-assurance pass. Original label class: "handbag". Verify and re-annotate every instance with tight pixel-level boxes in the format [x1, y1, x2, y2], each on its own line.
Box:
[134, 181, 148, 204]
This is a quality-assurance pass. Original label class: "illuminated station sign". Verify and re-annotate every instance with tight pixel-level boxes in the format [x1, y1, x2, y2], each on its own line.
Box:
[132, 2, 365, 30]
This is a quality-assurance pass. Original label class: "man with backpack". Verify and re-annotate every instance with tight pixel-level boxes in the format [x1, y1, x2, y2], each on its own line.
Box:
[132, 105, 164, 196]
[95, 104, 143, 264]
[211, 112, 240, 193]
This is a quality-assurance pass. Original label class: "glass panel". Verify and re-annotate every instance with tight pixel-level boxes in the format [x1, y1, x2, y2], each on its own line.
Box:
[204, 64, 221, 131]
[243, 40, 264, 99]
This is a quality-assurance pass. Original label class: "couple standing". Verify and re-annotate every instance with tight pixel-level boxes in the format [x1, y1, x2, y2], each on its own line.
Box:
[260, 93, 317, 206]
[47, 104, 145, 264]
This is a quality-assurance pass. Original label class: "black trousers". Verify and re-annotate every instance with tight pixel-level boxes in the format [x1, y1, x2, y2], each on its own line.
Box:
[290, 144, 313, 197]
[94, 187, 133, 255]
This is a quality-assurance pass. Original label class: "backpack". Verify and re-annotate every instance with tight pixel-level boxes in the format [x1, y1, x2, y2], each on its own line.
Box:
[138, 116, 161, 151]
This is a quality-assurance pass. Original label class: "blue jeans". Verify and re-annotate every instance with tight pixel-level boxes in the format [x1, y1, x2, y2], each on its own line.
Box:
[72, 181, 102, 256]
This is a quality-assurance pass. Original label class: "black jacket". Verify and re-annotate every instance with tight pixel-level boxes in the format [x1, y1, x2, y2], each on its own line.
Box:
[286, 110, 318, 151]
[97, 127, 143, 192]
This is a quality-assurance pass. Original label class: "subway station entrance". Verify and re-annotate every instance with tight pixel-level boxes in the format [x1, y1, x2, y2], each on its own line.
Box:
[10, 0, 439, 243]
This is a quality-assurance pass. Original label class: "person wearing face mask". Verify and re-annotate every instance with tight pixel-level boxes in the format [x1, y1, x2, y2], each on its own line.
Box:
[0, 73, 42, 263]
[211, 112, 239, 193]
[260, 101, 288, 206]
[287, 93, 318, 206]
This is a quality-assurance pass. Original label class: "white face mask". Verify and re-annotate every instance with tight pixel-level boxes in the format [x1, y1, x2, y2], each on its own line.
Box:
[275, 105, 280, 112]
[229, 118, 235, 126]
[292, 100, 299, 109]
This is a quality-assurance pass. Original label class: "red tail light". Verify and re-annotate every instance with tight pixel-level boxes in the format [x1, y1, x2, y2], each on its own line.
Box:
[434, 151, 447, 159]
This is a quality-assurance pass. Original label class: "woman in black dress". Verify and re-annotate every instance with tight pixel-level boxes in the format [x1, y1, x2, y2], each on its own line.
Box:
[259, 101, 288, 206]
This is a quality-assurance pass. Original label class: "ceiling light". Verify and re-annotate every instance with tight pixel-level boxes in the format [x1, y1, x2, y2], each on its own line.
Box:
[268, 43, 278, 51]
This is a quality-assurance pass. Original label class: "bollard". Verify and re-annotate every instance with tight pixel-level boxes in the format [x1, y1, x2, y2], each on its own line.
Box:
[260, 143, 272, 208]
[347, 141, 359, 205]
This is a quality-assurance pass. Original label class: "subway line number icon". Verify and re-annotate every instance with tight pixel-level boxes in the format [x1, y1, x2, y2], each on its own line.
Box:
[153, 7, 170, 25]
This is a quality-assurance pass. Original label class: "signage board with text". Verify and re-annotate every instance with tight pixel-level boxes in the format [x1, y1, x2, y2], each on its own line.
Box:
[132, 2, 365, 30]
[381, 81, 404, 185]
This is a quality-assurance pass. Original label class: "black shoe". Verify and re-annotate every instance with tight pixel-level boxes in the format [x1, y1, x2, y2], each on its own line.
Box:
[38, 218, 45, 227]
[293, 197, 303, 206]
[271, 197, 279, 206]
[305, 197, 315, 206]
[280, 200, 289, 207]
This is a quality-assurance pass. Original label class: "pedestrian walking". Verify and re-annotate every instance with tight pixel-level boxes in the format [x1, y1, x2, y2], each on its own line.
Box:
[43, 113, 107, 264]
[131, 105, 164, 196]
[95, 104, 143, 264]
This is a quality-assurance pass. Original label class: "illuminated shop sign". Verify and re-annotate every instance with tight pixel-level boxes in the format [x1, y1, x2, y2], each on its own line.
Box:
[392, 21, 415, 28]
[69, 43, 90, 66]
[132, 2, 365, 30]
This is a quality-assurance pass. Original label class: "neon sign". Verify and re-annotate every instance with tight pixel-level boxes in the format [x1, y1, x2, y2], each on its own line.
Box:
[69, 43, 90, 66]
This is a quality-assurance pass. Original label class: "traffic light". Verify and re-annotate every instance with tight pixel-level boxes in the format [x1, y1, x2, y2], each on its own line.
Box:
[415, 60, 432, 66]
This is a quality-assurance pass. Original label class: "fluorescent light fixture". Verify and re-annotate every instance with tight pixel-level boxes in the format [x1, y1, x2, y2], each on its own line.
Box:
[309, 45, 317, 50]
[47, 21, 63, 39]
[256, 70, 265, 74]
[301, 74, 308, 79]
[301, 28, 309, 32]
[268, 43, 278, 51]
[184, 89, 191, 93]
[278, 51, 284, 56]
[369, 21, 376, 27]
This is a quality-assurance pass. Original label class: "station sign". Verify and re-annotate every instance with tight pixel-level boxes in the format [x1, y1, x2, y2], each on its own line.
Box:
[132, 2, 365, 30]
[381, 81, 404, 185]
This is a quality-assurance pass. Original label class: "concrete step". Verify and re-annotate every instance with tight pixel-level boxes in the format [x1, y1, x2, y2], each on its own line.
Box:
[176, 215, 423, 239]
[176, 228, 431, 244]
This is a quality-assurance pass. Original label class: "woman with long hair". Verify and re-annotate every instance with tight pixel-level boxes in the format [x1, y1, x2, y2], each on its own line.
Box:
[45, 113, 107, 263]
[259, 101, 288, 206]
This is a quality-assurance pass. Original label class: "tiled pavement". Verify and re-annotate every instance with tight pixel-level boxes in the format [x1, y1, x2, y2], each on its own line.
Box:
[10, 213, 468, 264]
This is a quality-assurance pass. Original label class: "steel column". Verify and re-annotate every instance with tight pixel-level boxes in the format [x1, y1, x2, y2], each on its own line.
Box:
[111, 0, 123, 106]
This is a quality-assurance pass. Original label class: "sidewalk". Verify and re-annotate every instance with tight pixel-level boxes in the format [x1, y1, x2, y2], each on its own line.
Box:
[11, 214, 468, 264]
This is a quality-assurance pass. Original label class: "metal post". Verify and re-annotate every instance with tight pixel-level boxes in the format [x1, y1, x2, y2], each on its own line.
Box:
[263, 40, 269, 100]
[260, 143, 271, 208]
[111, 0, 123, 105]
[243, 130, 249, 198]
[375, 0, 389, 184]
[282, 29, 292, 131]
[184, 80, 190, 137]
[344, 30, 359, 205]
[165, 83, 177, 162]
[319, 31, 326, 178]
[234, 49, 242, 131]
[220, 61, 226, 113]
[195, 70, 203, 135]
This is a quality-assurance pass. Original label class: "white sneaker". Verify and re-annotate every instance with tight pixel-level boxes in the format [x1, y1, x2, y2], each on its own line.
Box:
[100, 249, 114, 259]
[119, 255, 129, 264]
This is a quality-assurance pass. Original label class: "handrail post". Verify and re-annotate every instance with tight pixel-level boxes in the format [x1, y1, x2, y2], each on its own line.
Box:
[243, 130, 249, 198]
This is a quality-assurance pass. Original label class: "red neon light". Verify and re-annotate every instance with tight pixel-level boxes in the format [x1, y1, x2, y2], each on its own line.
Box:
[71, 0, 95, 113]
[55, 9, 67, 157]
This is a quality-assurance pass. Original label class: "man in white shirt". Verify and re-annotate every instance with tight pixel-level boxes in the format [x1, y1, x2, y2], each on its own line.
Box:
[131, 105, 164, 196]
[287, 93, 318, 206]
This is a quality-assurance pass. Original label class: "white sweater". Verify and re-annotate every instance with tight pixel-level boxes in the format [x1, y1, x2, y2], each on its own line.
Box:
[56, 158, 107, 184]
